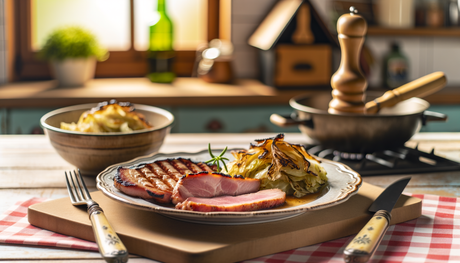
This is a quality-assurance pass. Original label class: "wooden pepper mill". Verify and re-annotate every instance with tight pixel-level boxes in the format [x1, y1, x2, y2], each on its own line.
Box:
[329, 7, 368, 114]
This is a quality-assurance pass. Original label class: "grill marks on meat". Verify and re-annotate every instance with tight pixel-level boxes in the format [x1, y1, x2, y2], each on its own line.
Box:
[145, 163, 177, 189]
[182, 159, 215, 173]
[175, 189, 286, 212]
[171, 172, 260, 204]
[154, 160, 185, 181]
[115, 167, 172, 203]
[114, 158, 286, 213]
[114, 158, 215, 203]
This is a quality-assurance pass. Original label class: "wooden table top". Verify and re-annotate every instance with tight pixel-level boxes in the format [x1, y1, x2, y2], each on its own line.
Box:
[1, 132, 459, 262]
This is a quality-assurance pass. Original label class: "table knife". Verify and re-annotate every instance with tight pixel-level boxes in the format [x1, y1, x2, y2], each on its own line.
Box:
[343, 177, 411, 263]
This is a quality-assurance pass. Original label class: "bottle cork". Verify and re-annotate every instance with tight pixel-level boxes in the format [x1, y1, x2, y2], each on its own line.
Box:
[328, 6, 368, 114]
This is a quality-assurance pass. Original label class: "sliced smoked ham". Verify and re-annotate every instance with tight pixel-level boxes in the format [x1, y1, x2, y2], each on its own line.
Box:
[175, 188, 286, 212]
[171, 171, 260, 204]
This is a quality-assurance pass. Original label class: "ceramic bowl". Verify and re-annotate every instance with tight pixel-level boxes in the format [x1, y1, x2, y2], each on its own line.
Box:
[40, 103, 174, 176]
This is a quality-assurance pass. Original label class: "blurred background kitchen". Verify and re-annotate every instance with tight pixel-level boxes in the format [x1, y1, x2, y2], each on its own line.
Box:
[1, 0, 460, 135]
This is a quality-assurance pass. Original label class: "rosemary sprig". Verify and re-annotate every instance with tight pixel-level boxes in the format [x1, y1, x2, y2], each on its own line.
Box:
[205, 143, 229, 173]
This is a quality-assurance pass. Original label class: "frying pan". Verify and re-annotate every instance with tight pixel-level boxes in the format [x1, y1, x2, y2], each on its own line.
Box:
[271, 72, 448, 153]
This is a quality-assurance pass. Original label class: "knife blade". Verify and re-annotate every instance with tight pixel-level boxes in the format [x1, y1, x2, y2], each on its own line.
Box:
[343, 177, 411, 263]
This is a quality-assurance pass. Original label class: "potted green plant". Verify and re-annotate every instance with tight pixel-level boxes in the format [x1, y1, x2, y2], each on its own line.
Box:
[39, 26, 109, 87]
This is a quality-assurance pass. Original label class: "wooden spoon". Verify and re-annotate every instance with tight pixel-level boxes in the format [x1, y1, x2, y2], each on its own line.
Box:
[365, 71, 447, 114]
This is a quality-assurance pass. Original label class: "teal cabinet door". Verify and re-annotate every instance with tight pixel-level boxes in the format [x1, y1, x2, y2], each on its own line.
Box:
[4, 104, 456, 135]
[172, 105, 299, 133]
[420, 105, 460, 132]
[0, 108, 7, 134]
[8, 108, 57, 134]
[2, 106, 299, 134]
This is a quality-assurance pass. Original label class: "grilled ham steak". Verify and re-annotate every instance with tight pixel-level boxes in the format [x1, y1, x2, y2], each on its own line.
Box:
[175, 189, 286, 212]
[114, 158, 216, 203]
[171, 171, 260, 204]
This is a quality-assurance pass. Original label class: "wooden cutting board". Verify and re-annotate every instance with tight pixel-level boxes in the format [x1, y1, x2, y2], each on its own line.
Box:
[28, 182, 422, 263]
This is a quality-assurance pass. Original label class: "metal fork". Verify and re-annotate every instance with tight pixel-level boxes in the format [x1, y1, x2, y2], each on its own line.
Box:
[65, 170, 129, 263]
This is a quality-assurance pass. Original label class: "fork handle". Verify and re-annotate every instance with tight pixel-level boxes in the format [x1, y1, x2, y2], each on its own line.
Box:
[88, 202, 129, 263]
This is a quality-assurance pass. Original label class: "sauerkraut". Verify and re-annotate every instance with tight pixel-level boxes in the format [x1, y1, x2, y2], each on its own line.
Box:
[60, 100, 152, 133]
[226, 134, 328, 197]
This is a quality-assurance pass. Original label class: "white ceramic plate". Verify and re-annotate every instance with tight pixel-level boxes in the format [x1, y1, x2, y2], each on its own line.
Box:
[96, 149, 362, 225]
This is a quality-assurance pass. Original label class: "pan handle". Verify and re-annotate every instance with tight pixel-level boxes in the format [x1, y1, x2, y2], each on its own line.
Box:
[422, 111, 448, 125]
[270, 113, 314, 128]
[366, 72, 447, 114]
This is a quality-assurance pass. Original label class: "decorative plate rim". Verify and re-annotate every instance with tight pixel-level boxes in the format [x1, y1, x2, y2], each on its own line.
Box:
[96, 149, 362, 219]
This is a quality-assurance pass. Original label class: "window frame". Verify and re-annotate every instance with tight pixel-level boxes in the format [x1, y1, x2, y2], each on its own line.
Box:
[11, 0, 220, 80]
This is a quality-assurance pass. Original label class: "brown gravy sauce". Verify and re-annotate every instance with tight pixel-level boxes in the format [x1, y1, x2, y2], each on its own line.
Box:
[274, 184, 329, 209]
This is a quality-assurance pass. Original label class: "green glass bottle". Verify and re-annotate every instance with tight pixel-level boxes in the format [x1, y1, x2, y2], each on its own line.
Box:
[382, 42, 409, 89]
[147, 0, 176, 83]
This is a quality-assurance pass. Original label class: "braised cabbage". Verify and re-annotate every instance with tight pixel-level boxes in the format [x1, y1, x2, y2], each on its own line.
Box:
[60, 100, 152, 133]
[226, 134, 327, 197]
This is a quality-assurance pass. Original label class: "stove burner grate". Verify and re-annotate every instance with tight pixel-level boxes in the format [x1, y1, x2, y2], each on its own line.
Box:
[305, 144, 460, 176]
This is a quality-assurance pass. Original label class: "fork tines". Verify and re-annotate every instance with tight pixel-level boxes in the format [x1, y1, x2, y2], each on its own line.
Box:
[65, 169, 92, 204]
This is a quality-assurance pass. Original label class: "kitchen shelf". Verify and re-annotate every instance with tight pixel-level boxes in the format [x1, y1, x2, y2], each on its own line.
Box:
[367, 26, 460, 37]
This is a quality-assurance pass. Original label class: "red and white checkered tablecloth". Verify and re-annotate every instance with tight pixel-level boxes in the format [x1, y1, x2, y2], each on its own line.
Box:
[0, 194, 459, 262]
[0, 198, 98, 251]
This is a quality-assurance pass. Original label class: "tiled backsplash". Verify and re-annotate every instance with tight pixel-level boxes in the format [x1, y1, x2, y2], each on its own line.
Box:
[365, 36, 460, 87]
[230, 0, 332, 79]
[230, 0, 460, 87]
[230, 0, 277, 79]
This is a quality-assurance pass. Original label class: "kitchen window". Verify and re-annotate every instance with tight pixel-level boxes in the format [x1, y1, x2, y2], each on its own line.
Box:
[11, 0, 223, 80]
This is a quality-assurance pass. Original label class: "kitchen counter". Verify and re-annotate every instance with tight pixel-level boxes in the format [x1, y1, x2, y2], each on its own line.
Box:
[1, 78, 460, 108]
[2, 78, 460, 134]
[0, 78, 311, 108]
[0, 132, 459, 262]
[0, 78, 314, 134]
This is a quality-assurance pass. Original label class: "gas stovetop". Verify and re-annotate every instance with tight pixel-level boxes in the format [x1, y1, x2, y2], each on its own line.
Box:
[305, 144, 460, 176]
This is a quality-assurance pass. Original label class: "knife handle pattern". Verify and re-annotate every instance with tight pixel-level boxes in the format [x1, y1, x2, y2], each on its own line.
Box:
[343, 210, 391, 263]
[89, 205, 129, 263]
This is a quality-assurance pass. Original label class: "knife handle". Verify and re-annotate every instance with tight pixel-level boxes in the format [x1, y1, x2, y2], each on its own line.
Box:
[343, 210, 391, 263]
[89, 204, 129, 263]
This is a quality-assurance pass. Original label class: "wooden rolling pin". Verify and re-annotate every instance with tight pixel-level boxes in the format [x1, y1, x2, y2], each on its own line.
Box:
[365, 71, 447, 114]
